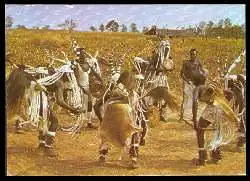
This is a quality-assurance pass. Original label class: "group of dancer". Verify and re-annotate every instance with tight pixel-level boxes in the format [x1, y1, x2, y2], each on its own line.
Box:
[6, 38, 245, 168]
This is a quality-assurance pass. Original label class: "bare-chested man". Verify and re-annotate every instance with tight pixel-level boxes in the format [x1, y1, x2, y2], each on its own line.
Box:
[180, 48, 209, 165]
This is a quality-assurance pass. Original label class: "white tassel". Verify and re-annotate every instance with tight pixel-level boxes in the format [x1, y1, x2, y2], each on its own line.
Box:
[202, 104, 237, 150]
[26, 82, 49, 130]
[65, 72, 88, 136]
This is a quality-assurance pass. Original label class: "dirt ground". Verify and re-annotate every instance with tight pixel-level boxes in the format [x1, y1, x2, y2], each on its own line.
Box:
[7, 112, 246, 176]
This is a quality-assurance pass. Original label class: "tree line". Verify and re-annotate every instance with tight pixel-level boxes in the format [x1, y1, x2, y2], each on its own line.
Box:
[5, 16, 245, 39]
[179, 18, 245, 39]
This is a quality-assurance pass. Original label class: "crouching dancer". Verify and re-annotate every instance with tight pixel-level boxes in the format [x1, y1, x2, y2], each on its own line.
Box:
[192, 81, 239, 166]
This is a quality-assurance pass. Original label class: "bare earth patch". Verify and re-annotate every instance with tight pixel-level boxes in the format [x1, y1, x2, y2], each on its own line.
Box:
[7, 113, 245, 176]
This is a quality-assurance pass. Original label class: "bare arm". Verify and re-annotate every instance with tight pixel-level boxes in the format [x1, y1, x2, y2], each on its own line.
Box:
[55, 81, 84, 113]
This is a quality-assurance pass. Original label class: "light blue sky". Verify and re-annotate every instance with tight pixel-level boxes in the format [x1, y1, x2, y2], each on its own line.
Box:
[5, 4, 245, 31]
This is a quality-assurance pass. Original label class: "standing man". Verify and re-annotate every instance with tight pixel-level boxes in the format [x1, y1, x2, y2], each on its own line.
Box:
[180, 48, 208, 124]
[180, 48, 209, 165]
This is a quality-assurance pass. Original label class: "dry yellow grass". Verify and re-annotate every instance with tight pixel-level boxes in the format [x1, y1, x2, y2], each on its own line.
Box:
[6, 29, 245, 93]
[6, 29, 245, 175]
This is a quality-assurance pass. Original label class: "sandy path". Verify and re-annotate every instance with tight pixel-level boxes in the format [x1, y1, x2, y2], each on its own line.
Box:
[7, 113, 245, 176]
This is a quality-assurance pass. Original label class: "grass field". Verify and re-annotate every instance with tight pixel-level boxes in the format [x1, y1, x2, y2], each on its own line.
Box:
[6, 29, 245, 93]
[6, 29, 246, 176]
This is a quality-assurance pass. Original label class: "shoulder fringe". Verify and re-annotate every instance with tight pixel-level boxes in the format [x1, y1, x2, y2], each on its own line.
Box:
[213, 88, 239, 124]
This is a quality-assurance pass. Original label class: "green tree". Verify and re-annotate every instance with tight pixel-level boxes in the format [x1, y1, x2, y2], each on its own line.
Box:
[90, 26, 97, 31]
[217, 19, 224, 28]
[32, 26, 39, 29]
[5, 15, 14, 29]
[207, 21, 214, 28]
[230, 25, 244, 39]
[121, 24, 128, 32]
[198, 21, 206, 29]
[105, 20, 119, 32]
[99, 24, 105, 32]
[130, 22, 138, 32]
[42, 25, 50, 30]
[16, 24, 27, 29]
[206, 21, 215, 37]
[224, 18, 232, 28]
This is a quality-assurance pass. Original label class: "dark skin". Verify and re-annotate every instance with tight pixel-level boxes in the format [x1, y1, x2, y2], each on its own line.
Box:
[73, 53, 106, 118]
[55, 81, 85, 114]
[192, 85, 206, 130]
[224, 78, 245, 138]
[190, 49, 197, 61]
[76, 50, 103, 83]
[47, 68, 85, 115]
[180, 50, 207, 129]
[75, 53, 104, 97]
[180, 50, 205, 85]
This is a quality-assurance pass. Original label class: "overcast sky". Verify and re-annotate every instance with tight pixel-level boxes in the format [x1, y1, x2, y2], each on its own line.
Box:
[5, 4, 245, 31]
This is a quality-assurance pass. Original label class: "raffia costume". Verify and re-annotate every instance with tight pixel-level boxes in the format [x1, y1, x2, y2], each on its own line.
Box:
[194, 83, 239, 165]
